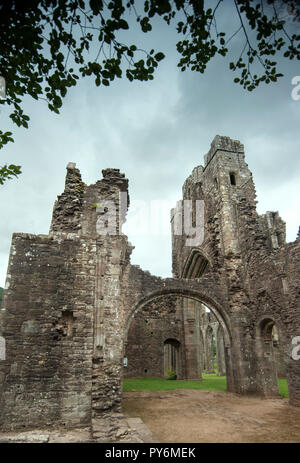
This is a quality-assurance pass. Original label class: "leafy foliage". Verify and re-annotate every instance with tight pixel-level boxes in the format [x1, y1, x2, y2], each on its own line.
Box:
[0, 164, 22, 185]
[0, 1, 299, 183]
[0, 287, 3, 306]
[165, 365, 177, 380]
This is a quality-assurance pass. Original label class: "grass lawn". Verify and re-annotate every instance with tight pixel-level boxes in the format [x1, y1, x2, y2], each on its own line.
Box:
[123, 374, 289, 398]
[123, 374, 227, 392]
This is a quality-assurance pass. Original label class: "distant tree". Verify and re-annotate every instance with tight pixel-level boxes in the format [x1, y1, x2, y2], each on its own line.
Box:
[1, 0, 299, 184]
[0, 287, 3, 306]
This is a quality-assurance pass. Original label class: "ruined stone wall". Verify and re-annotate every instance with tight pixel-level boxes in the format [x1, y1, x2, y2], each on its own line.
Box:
[272, 326, 286, 378]
[50, 163, 86, 233]
[50, 165, 129, 237]
[0, 164, 133, 429]
[281, 237, 300, 405]
[124, 295, 183, 379]
[90, 234, 132, 417]
[171, 135, 300, 404]
[244, 235, 300, 404]
[171, 136, 259, 394]
[0, 233, 95, 430]
[234, 173, 299, 400]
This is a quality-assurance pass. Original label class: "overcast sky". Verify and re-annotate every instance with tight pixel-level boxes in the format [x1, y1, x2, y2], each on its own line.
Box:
[0, 3, 299, 287]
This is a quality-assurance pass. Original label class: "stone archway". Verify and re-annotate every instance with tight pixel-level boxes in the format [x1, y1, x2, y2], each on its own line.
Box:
[255, 315, 286, 398]
[123, 287, 235, 392]
[124, 285, 232, 348]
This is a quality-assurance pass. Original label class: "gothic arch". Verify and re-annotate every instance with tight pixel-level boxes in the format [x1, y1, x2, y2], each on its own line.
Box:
[123, 286, 237, 392]
[124, 287, 232, 348]
[181, 248, 211, 279]
[255, 314, 289, 398]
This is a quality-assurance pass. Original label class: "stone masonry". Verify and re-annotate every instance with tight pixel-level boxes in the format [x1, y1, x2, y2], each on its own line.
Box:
[0, 135, 299, 432]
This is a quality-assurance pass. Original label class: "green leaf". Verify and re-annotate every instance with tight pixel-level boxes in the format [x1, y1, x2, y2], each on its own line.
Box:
[89, 0, 103, 14]
[154, 52, 165, 62]
[119, 19, 129, 30]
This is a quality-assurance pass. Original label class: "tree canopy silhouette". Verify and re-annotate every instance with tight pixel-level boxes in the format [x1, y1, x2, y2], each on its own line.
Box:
[0, 0, 299, 184]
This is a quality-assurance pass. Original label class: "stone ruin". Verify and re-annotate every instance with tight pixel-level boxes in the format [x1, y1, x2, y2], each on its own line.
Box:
[125, 297, 227, 380]
[0, 135, 299, 431]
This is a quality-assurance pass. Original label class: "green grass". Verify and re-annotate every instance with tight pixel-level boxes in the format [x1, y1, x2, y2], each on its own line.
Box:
[123, 375, 289, 398]
[278, 378, 289, 398]
[123, 373, 226, 392]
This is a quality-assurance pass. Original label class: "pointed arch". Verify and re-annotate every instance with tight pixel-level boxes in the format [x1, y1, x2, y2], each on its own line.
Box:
[181, 248, 210, 279]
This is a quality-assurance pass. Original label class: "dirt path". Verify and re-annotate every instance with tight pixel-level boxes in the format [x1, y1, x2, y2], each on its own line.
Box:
[122, 389, 300, 443]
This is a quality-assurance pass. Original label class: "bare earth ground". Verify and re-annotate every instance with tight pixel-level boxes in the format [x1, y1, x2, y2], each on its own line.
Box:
[122, 389, 300, 443]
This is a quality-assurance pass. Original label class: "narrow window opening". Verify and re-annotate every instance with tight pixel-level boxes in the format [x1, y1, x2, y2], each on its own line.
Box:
[61, 310, 74, 338]
[230, 173, 236, 186]
[276, 232, 281, 246]
[192, 199, 196, 228]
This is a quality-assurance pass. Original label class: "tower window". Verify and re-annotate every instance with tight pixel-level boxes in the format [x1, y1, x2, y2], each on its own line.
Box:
[229, 173, 236, 186]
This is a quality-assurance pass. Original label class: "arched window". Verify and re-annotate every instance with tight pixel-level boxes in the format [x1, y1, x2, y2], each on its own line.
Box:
[182, 249, 209, 279]
[256, 318, 285, 397]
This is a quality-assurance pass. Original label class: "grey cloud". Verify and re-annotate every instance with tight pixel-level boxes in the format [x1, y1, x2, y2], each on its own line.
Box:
[1, 4, 299, 284]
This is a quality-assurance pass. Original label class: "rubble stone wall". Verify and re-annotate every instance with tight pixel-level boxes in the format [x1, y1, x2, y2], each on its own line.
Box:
[124, 295, 184, 379]
[0, 233, 95, 430]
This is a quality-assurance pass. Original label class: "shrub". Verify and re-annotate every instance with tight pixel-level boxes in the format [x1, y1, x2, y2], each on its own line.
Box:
[165, 366, 177, 380]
